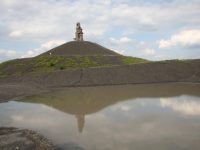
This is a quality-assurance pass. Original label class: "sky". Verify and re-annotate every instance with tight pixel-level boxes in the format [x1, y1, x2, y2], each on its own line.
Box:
[0, 0, 200, 62]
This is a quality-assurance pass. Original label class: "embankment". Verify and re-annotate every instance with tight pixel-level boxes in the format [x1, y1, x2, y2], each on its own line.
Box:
[0, 59, 200, 101]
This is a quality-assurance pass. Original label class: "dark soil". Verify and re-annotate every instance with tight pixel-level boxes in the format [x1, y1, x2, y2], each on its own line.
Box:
[38, 41, 120, 56]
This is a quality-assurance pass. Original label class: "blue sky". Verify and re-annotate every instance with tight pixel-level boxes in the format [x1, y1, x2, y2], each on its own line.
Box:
[0, 0, 200, 62]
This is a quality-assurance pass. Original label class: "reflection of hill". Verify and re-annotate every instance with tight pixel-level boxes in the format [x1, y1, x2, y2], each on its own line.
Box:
[21, 83, 200, 133]
[22, 83, 200, 115]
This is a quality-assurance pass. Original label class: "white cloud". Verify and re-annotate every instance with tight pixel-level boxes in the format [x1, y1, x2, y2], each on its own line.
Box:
[21, 40, 65, 58]
[159, 29, 200, 49]
[0, 49, 19, 62]
[111, 4, 157, 31]
[40, 40, 65, 50]
[160, 98, 200, 115]
[1, 0, 199, 41]
[107, 37, 134, 54]
[142, 48, 155, 56]
[111, 104, 131, 112]
[0, 0, 200, 61]
[9, 30, 23, 37]
[111, 1, 200, 31]
[1, 0, 19, 6]
[109, 37, 132, 45]
[0, 49, 18, 60]
[1, 0, 113, 40]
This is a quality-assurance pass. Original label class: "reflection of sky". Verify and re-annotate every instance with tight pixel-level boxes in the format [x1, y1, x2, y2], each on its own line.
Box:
[0, 96, 200, 150]
[160, 96, 200, 115]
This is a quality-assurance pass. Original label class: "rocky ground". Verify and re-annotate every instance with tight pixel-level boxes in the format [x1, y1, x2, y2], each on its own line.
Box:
[0, 127, 56, 150]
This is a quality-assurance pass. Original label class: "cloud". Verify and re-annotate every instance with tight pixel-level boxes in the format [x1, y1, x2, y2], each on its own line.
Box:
[111, 1, 200, 31]
[21, 40, 65, 58]
[0, 49, 18, 57]
[1, 0, 199, 41]
[107, 37, 157, 58]
[40, 40, 65, 50]
[111, 4, 157, 31]
[111, 104, 131, 112]
[0, 49, 18, 61]
[0, 0, 113, 41]
[9, 30, 23, 37]
[109, 37, 132, 45]
[160, 98, 200, 115]
[159, 29, 200, 49]
[142, 48, 155, 56]
[0, 0, 200, 61]
[107, 37, 135, 54]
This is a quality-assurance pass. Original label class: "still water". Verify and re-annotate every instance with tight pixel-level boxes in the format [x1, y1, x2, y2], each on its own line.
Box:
[0, 83, 200, 150]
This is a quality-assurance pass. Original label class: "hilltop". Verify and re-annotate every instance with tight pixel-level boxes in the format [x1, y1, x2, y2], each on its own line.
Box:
[39, 41, 120, 56]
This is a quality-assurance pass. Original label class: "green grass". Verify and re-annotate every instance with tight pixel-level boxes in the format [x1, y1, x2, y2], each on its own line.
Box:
[0, 55, 150, 77]
[120, 56, 149, 64]
[32, 56, 99, 69]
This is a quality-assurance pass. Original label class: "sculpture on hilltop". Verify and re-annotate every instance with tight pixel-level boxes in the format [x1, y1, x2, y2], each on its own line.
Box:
[74, 22, 83, 41]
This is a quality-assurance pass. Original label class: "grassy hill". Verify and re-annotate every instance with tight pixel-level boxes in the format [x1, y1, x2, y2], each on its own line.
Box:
[0, 41, 150, 77]
[0, 55, 148, 77]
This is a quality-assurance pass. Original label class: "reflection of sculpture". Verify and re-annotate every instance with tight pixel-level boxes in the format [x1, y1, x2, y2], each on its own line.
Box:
[74, 22, 83, 41]
[22, 84, 200, 133]
[76, 114, 85, 133]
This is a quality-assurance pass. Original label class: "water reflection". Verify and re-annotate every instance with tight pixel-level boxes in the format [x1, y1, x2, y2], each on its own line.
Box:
[0, 83, 200, 150]
[22, 83, 200, 133]
[160, 97, 200, 115]
[76, 114, 85, 133]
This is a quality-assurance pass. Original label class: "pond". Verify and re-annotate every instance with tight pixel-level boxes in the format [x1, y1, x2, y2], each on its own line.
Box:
[0, 83, 200, 150]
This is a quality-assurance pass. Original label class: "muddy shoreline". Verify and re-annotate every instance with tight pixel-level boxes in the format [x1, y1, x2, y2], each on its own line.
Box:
[0, 82, 200, 103]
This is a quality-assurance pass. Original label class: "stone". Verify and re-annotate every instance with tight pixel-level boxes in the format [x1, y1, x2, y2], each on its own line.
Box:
[74, 22, 83, 41]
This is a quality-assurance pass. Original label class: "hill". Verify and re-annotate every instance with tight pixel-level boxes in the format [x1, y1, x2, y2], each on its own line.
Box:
[0, 41, 148, 77]
[0, 55, 148, 77]
[0, 40, 200, 102]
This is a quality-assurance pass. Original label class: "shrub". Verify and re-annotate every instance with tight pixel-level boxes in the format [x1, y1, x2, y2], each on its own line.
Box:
[49, 62, 55, 67]
[60, 66, 65, 70]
